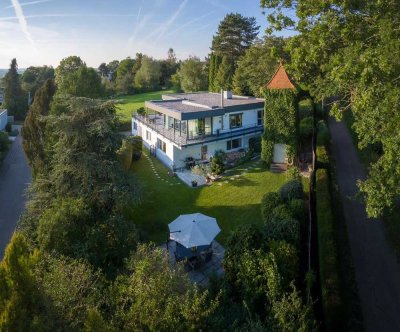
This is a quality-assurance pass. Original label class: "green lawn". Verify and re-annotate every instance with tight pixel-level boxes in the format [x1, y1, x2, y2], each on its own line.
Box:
[116, 90, 174, 130]
[126, 151, 286, 245]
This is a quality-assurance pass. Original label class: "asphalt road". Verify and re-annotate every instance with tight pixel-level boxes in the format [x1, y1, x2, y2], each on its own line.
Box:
[329, 118, 400, 332]
[0, 135, 31, 258]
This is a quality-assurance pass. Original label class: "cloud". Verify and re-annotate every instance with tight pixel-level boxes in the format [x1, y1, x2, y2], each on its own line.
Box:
[5, 0, 53, 9]
[152, 0, 188, 42]
[165, 11, 215, 37]
[10, 0, 35, 46]
[0, 13, 138, 21]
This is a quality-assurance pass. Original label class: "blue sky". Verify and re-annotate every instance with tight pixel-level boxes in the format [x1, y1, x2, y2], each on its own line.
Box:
[0, 0, 295, 68]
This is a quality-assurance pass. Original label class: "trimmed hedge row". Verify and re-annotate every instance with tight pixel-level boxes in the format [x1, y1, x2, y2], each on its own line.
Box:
[117, 136, 142, 170]
[316, 120, 330, 169]
[316, 169, 343, 331]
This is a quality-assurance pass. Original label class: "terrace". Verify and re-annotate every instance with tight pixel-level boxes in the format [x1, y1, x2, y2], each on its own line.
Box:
[133, 113, 263, 147]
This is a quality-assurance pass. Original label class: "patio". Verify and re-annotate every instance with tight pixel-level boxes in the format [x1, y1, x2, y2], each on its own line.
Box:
[175, 169, 207, 187]
[161, 240, 225, 287]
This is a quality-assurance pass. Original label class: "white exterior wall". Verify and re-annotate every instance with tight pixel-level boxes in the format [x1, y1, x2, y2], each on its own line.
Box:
[0, 109, 8, 131]
[131, 108, 263, 170]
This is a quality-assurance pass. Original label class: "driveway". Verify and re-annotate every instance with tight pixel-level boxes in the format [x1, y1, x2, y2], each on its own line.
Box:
[329, 118, 400, 332]
[0, 135, 31, 258]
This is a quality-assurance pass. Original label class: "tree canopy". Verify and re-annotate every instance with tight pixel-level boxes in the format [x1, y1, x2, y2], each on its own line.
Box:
[261, 0, 400, 217]
[177, 56, 208, 92]
[2, 58, 26, 120]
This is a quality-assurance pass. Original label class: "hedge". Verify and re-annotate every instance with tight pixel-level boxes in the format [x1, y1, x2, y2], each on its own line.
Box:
[117, 139, 133, 170]
[316, 120, 330, 169]
[127, 136, 143, 161]
[316, 169, 343, 331]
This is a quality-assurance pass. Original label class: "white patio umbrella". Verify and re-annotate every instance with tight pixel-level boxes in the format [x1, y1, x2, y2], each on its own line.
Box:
[168, 213, 221, 248]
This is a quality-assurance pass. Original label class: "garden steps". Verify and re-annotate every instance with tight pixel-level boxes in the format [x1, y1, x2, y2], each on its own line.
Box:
[270, 163, 287, 173]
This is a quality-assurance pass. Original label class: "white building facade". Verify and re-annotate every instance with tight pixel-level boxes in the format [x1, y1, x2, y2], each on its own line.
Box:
[131, 92, 264, 170]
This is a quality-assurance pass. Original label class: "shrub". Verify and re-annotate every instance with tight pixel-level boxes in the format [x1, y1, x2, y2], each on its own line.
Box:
[127, 136, 142, 161]
[117, 139, 133, 170]
[286, 166, 301, 180]
[298, 98, 313, 119]
[270, 204, 292, 222]
[0, 132, 9, 152]
[317, 120, 329, 147]
[261, 192, 282, 223]
[279, 179, 303, 202]
[287, 199, 305, 222]
[316, 169, 342, 330]
[249, 136, 261, 153]
[211, 150, 225, 175]
[264, 217, 300, 246]
[299, 116, 314, 140]
[5, 122, 11, 133]
[136, 107, 146, 116]
[261, 135, 273, 165]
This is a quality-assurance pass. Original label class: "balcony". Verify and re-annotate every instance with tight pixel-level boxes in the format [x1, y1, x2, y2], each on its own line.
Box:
[133, 114, 264, 147]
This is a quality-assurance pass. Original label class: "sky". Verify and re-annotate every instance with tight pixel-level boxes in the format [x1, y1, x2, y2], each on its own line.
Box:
[0, 0, 295, 68]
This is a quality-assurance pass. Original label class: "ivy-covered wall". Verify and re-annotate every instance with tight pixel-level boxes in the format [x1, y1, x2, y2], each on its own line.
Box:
[262, 89, 298, 165]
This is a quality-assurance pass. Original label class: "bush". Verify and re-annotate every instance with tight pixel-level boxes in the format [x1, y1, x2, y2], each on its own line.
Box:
[261, 192, 283, 223]
[286, 166, 301, 180]
[5, 122, 11, 133]
[299, 116, 314, 140]
[270, 204, 292, 222]
[317, 120, 329, 169]
[316, 169, 342, 331]
[298, 99, 313, 119]
[287, 199, 305, 222]
[136, 107, 146, 116]
[127, 136, 142, 161]
[279, 179, 303, 202]
[317, 120, 329, 147]
[211, 150, 225, 175]
[261, 135, 273, 165]
[249, 136, 261, 153]
[264, 217, 300, 246]
[117, 139, 133, 170]
[0, 132, 9, 152]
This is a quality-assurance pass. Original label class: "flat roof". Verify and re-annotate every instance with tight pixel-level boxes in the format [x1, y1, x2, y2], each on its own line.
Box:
[145, 92, 264, 121]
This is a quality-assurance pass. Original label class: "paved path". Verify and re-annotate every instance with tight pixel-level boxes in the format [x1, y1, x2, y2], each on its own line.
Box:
[0, 135, 31, 258]
[329, 118, 400, 332]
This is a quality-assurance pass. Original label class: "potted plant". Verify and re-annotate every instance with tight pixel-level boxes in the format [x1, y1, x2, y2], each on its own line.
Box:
[191, 180, 198, 187]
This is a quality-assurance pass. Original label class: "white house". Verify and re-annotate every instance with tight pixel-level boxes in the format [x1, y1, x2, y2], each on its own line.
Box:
[132, 91, 264, 170]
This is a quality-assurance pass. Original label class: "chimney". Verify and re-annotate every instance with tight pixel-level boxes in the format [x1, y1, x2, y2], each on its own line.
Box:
[224, 90, 233, 99]
[220, 89, 224, 108]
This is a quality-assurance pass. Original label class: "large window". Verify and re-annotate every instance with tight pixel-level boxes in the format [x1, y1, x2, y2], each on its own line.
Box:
[157, 138, 167, 153]
[227, 138, 242, 150]
[257, 110, 263, 126]
[230, 113, 242, 129]
[146, 130, 151, 141]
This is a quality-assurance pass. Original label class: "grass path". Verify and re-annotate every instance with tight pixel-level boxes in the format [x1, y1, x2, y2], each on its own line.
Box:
[127, 150, 286, 245]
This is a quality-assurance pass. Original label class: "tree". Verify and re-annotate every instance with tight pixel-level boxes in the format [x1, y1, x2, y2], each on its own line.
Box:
[260, 0, 400, 217]
[21, 66, 55, 102]
[233, 37, 289, 96]
[0, 233, 50, 331]
[22, 78, 56, 177]
[106, 60, 120, 81]
[177, 56, 208, 92]
[111, 243, 219, 331]
[214, 56, 235, 90]
[98, 63, 109, 78]
[55, 56, 103, 97]
[134, 56, 161, 91]
[211, 13, 259, 62]
[2, 58, 26, 120]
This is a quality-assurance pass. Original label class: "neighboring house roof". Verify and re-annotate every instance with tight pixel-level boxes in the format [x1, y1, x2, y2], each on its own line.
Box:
[266, 63, 296, 90]
[145, 92, 264, 121]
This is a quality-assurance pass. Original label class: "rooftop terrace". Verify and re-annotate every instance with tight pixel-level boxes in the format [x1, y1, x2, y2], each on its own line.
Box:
[145, 92, 264, 121]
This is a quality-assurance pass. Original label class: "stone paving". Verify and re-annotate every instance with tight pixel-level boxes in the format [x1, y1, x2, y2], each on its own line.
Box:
[161, 240, 225, 287]
[143, 151, 182, 186]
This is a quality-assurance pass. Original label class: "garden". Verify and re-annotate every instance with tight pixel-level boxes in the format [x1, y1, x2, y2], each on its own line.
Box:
[126, 148, 288, 245]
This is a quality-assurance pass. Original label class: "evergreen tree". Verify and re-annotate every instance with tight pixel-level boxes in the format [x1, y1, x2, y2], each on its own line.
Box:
[3, 58, 26, 120]
[22, 79, 56, 177]
[214, 56, 235, 90]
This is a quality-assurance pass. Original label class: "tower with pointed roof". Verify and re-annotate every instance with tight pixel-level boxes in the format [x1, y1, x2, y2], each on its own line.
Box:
[261, 63, 299, 168]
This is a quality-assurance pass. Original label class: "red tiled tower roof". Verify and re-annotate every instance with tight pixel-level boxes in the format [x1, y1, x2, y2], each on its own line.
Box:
[266, 63, 296, 90]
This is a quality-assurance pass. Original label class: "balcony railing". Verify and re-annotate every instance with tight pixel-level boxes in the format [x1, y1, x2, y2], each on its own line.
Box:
[133, 114, 264, 147]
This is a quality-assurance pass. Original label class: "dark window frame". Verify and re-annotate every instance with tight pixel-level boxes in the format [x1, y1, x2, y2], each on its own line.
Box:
[229, 113, 243, 129]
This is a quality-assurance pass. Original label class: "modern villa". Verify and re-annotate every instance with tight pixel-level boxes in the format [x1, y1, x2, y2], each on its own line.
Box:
[131, 91, 264, 170]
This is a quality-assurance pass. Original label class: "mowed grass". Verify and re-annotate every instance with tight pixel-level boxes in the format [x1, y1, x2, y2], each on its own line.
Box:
[127, 150, 286, 245]
[116, 90, 174, 129]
